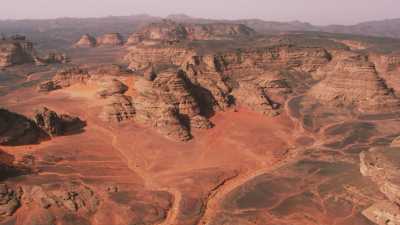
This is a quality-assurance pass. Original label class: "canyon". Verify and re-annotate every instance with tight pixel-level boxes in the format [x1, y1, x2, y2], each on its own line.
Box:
[1, 17, 400, 225]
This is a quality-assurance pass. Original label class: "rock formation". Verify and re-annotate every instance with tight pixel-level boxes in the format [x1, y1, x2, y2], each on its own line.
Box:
[233, 83, 280, 116]
[125, 43, 330, 115]
[99, 94, 135, 122]
[33, 51, 69, 65]
[0, 109, 42, 146]
[96, 78, 128, 98]
[360, 142, 400, 225]
[34, 107, 86, 137]
[38, 64, 131, 92]
[125, 20, 256, 45]
[51, 66, 91, 88]
[0, 36, 34, 68]
[96, 33, 124, 46]
[0, 35, 67, 68]
[74, 34, 97, 48]
[132, 68, 213, 141]
[0, 184, 21, 217]
[309, 52, 400, 113]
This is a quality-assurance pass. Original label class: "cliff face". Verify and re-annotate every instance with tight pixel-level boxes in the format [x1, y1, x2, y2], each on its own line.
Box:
[1, 36, 67, 68]
[0, 40, 34, 68]
[126, 20, 256, 44]
[125, 44, 331, 115]
[133, 68, 212, 141]
[125, 46, 196, 71]
[309, 52, 400, 113]
[360, 142, 400, 225]
[370, 53, 400, 97]
[0, 109, 41, 146]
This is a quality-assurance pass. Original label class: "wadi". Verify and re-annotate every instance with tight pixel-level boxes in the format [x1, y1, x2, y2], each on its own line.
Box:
[1, 14, 400, 225]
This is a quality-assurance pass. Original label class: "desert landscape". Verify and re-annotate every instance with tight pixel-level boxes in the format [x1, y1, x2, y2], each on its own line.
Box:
[1, 5, 400, 225]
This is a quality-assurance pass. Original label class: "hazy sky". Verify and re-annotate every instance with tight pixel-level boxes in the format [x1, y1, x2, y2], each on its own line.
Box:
[1, 0, 399, 25]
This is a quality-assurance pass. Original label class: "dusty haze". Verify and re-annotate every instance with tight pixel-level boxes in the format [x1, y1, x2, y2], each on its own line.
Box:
[1, 0, 399, 25]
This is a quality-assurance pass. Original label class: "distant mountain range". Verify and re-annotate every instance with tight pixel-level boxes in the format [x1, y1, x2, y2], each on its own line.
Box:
[1, 14, 399, 49]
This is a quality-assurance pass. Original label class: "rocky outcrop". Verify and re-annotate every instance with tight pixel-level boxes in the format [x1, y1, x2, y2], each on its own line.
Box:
[96, 33, 124, 46]
[74, 34, 97, 48]
[0, 37, 34, 68]
[371, 53, 400, 97]
[38, 64, 131, 92]
[152, 69, 212, 129]
[96, 79, 128, 98]
[23, 182, 99, 213]
[33, 51, 69, 65]
[99, 94, 135, 122]
[125, 46, 196, 71]
[51, 66, 91, 88]
[0, 109, 42, 146]
[360, 144, 400, 225]
[132, 68, 212, 141]
[34, 107, 86, 137]
[126, 20, 256, 44]
[1, 35, 66, 68]
[233, 83, 280, 116]
[0, 184, 21, 217]
[309, 52, 400, 113]
[125, 44, 330, 115]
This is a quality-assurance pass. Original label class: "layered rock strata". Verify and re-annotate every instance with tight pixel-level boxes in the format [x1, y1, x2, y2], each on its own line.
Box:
[310, 52, 400, 113]
[34, 107, 86, 137]
[133, 68, 212, 141]
[126, 20, 256, 44]
[125, 44, 330, 115]
[360, 142, 400, 225]
[0, 37, 34, 68]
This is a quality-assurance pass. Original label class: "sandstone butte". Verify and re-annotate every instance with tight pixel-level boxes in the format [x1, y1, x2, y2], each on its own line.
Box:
[1, 20, 400, 225]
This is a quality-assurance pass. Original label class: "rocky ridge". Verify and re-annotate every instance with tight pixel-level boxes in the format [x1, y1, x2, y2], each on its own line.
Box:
[360, 139, 400, 225]
[0, 36, 34, 68]
[310, 52, 400, 113]
[0, 107, 85, 146]
[0, 35, 68, 68]
[126, 20, 256, 45]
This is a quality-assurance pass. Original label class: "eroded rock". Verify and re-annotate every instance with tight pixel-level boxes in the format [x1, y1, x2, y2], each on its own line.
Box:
[34, 107, 86, 137]
[74, 34, 97, 48]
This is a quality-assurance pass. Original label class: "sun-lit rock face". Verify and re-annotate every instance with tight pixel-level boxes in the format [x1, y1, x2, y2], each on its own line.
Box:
[309, 51, 400, 113]
[96, 33, 124, 46]
[34, 107, 85, 137]
[125, 20, 256, 45]
[0, 37, 34, 68]
[124, 46, 196, 71]
[74, 34, 97, 48]
[133, 68, 212, 141]
[125, 44, 331, 115]
[360, 142, 400, 225]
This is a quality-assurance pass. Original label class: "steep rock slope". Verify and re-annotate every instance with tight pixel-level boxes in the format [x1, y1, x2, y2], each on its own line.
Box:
[309, 52, 400, 113]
